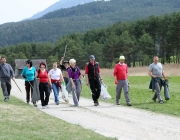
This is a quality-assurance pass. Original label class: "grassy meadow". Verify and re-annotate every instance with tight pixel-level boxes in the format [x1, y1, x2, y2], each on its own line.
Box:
[0, 94, 116, 140]
[81, 76, 180, 117]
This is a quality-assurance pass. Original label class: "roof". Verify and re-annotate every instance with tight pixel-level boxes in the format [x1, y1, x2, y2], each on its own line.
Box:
[15, 59, 47, 69]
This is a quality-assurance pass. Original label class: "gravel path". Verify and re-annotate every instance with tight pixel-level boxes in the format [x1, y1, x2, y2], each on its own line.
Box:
[11, 79, 180, 140]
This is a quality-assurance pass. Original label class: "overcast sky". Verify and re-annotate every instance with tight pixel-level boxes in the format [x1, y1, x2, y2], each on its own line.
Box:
[0, 0, 59, 25]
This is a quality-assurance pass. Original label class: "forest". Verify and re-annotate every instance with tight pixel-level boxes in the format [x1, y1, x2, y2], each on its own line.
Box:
[0, 12, 180, 69]
[0, 0, 180, 47]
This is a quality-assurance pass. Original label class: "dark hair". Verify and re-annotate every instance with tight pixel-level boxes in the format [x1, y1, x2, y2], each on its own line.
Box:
[26, 59, 32, 67]
[39, 62, 46, 68]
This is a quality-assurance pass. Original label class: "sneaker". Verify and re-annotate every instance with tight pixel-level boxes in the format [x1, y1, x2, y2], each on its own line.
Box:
[74, 104, 79, 106]
[33, 102, 37, 107]
[4, 98, 9, 102]
[116, 102, 120, 105]
[27, 101, 29, 104]
[94, 102, 98, 106]
[45, 105, 49, 108]
[159, 100, 163, 104]
[56, 102, 59, 105]
[152, 98, 156, 102]
[42, 106, 46, 109]
[127, 102, 132, 106]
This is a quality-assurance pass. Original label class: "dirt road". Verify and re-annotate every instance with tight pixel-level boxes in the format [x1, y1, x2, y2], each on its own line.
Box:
[11, 79, 180, 140]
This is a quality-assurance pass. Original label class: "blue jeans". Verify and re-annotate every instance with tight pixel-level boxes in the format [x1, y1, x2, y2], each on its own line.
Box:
[52, 83, 60, 103]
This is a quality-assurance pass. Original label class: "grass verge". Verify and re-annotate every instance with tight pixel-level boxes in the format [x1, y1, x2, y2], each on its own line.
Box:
[81, 76, 180, 117]
[0, 94, 116, 140]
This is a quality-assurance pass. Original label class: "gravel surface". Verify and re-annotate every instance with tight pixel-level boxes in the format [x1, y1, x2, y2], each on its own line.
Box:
[10, 79, 180, 140]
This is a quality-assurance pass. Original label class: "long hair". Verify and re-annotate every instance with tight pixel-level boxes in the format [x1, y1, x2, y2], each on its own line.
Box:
[26, 59, 32, 67]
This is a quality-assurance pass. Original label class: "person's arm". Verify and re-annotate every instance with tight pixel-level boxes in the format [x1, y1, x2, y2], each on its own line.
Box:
[48, 71, 52, 86]
[67, 68, 75, 89]
[9, 64, 15, 80]
[85, 64, 89, 86]
[113, 65, 118, 84]
[162, 71, 167, 80]
[60, 56, 64, 66]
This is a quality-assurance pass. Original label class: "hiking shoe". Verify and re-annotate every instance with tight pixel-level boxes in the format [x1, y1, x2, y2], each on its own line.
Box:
[159, 100, 163, 104]
[33, 104, 37, 107]
[74, 104, 79, 107]
[127, 102, 132, 106]
[56, 102, 59, 105]
[152, 98, 156, 102]
[27, 101, 29, 104]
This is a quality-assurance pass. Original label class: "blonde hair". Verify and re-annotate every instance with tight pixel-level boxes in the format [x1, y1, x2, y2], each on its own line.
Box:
[69, 59, 76, 65]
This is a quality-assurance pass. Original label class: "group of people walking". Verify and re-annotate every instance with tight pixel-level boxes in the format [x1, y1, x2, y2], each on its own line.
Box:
[0, 54, 167, 109]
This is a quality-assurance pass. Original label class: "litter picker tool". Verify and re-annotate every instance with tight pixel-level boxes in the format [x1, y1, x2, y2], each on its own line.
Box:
[63, 42, 68, 57]
[12, 78, 22, 92]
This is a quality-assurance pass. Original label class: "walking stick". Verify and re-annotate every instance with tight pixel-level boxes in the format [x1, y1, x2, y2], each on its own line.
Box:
[12, 78, 22, 92]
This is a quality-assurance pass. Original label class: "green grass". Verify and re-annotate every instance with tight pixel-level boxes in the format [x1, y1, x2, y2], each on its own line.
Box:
[81, 76, 180, 117]
[0, 95, 116, 140]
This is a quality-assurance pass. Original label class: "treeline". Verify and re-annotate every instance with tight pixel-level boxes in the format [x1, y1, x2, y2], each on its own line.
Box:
[1, 12, 180, 69]
[0, 0, 180, 47]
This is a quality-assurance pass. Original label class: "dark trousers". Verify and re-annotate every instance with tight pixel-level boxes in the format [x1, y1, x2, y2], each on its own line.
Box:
[1, 79, 11, 98]
[25, 81, 34, 102]
[39, 82, 50, 106]
[89, 79, 101, 103]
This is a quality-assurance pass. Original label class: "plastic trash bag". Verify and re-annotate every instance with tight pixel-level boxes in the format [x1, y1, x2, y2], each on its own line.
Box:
[164, 80, 170, 100]
[32, 78, 40, 102]
[100, 83, 112, 100]
[61, 84, 69, 103]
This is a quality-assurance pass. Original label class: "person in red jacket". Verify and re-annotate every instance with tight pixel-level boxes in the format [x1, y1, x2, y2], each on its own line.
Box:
[113, 55, 131, 106]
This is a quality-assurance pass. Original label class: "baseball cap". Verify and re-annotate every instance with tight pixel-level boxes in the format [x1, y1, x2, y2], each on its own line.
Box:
[119, 55, 125, 60]
[89, 55, 95, 60]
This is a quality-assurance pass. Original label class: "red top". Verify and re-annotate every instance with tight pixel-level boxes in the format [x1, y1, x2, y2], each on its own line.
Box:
[113, 63, 128, 80]
[85, 62, 100, 74]
[38, 70, 49, 83]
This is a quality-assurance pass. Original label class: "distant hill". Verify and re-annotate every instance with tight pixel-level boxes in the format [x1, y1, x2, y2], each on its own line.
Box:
[0, 0, 180, 47]
[26, 0, 94, 20]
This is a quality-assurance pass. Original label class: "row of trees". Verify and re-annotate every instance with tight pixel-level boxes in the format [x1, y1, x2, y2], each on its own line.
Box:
[0, 0, 180, 47]
[1, 12, 180, 69]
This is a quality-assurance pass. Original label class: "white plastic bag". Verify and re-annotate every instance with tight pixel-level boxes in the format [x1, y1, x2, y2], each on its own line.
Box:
[61, 84, 69, 103]
[101, 83, 112, 100]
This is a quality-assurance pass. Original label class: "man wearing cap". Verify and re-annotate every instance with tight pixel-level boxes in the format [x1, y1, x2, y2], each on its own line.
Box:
[113, 55, 131, 106]
[60, 57, 70, 85]
[85, 55, 103, 106]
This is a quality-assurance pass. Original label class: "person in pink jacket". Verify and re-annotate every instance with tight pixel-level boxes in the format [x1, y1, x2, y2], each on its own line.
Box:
[113, 55, 131, 106]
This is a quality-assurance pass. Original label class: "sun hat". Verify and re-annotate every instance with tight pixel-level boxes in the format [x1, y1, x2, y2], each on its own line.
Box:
[119, 55, 125, 60]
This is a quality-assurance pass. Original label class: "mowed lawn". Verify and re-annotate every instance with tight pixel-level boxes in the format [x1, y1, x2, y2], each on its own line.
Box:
[81, 76, 180, 117]
[0, 94, 116, 140]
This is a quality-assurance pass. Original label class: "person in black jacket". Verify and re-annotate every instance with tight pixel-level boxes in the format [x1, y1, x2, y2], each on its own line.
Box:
[60, 57, 70, 85]
[85, 55, 103, 106]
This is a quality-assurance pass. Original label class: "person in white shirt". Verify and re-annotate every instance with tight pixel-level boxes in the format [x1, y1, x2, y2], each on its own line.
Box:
[48, 62, 65, 105]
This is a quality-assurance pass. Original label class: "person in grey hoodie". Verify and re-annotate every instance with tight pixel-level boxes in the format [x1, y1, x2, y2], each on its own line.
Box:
[0, 56, 15, 102]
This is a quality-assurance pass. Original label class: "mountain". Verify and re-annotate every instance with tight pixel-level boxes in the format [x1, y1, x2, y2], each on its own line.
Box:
[27, 0, 94, 20]
[0, 0, 180, 47]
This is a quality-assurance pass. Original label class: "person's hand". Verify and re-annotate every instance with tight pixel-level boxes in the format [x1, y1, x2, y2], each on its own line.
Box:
[86, 81, 89, 86]
[164, 77, 168, 81]
[115, 80, 118, 84]
[22, 75, 26, 78]
[72, 83, 75, 89]
[12, 77, 15, 81]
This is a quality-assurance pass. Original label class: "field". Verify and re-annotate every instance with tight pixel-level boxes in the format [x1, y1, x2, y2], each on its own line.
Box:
[81, 63, 180, 116]
[0, 94, 116, 140]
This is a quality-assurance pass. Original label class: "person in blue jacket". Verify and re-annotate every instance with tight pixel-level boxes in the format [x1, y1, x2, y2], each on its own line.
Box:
[21, 60, 37, 106]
